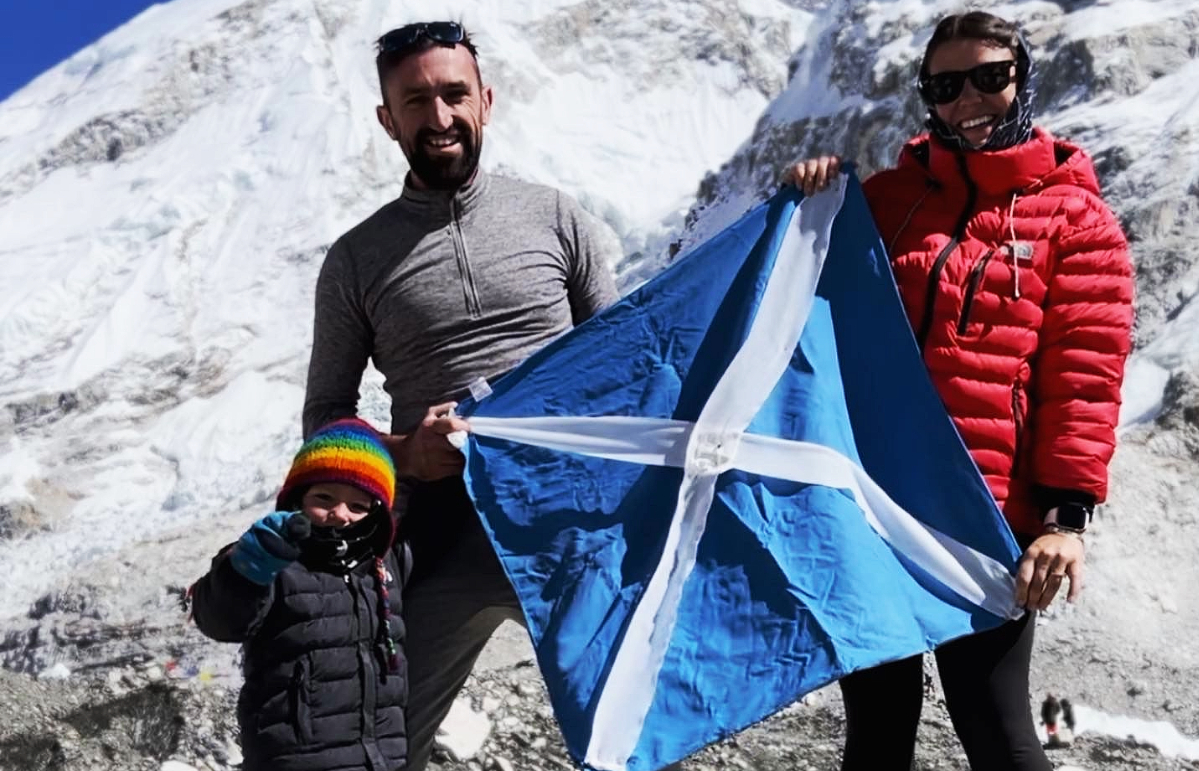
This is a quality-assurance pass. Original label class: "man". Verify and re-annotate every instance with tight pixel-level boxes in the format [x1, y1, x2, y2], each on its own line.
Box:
[302, 21, 622, 770]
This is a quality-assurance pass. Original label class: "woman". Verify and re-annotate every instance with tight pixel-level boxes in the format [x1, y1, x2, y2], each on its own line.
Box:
[786, 11, 1133, 771]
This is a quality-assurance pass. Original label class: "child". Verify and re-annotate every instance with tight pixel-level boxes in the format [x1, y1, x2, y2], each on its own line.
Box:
[190, 418, 409, 771]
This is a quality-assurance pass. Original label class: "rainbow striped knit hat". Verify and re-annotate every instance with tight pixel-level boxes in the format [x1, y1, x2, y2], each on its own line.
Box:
[276, 418, 397, 512]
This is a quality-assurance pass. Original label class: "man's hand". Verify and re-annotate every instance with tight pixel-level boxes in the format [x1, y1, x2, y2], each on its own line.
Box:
[1015, 532, 1085, 611]
[386, 401, 470, 481]
[783, 155, 842, 197]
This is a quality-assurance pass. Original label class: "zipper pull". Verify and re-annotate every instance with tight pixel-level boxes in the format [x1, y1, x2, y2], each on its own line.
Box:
[957, 250, 995, 336]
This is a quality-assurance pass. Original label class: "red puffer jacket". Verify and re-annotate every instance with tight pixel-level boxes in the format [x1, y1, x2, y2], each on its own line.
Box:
[862, 128, 1134, 538]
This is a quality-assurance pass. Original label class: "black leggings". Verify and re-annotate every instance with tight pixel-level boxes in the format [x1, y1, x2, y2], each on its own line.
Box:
[840, 612, 1050, 771]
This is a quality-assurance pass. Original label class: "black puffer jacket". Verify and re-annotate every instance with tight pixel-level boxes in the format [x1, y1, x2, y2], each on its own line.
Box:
[191, 513, 409, 771]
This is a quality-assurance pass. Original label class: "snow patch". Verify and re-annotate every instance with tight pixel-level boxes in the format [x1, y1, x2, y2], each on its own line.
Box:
[1119, 357, 1171, 426]
[0, 438, 40, 502]
[1076, 704, 1199, 761]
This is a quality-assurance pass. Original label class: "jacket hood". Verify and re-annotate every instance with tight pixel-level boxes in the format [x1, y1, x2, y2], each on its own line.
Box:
[897, 128, 1102, 199]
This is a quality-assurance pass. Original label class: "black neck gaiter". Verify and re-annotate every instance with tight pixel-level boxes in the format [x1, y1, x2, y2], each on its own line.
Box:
[302, 518, 380, 573]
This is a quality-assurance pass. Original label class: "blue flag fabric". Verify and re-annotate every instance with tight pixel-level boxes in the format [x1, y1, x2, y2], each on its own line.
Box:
[457, 174, 1022, 771]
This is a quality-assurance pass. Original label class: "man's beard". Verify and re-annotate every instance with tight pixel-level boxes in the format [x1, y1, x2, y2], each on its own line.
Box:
[404, 121, 483, 191]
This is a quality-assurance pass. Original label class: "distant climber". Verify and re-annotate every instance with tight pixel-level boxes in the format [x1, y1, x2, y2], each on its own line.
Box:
[1041, 693, 1061, 738]
[1042, 693, 1076, 748]
[1060, 697, 1076, 732]
[1054, 697, 1078, 746]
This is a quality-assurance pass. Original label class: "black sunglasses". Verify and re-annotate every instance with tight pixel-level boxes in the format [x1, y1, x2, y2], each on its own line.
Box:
[378, 21, 468, 55]
[919, 60, 1017, 105]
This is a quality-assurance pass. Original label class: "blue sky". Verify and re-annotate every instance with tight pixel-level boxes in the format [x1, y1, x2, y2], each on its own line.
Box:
[0, 0, 161, 101]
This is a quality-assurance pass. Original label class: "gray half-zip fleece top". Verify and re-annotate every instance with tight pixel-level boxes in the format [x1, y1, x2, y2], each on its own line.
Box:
[303, 171, 621, 438]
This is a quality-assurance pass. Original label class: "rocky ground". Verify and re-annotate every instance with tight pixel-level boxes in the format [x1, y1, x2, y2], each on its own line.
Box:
[1, 619, 1196, 771]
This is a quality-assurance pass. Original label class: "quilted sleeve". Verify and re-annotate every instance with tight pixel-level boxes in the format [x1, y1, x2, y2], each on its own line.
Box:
[1029, 196, 1134, 502]
[189, 546, 276, 643]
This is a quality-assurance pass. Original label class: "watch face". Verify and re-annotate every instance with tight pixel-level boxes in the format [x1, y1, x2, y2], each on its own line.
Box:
[1057, 503, 1090, 530]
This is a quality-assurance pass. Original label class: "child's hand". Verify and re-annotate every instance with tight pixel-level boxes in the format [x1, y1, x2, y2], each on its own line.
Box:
[229, 511, 312, 585]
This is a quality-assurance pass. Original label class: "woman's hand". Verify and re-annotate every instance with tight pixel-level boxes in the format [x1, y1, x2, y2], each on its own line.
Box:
[783, 156, 842, 197]
[1015, 531, 1085, 610]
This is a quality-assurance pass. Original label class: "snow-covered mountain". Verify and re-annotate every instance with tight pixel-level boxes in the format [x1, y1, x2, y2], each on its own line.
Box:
[0, 0, 814, 622]
[689, 0, 1199, 426]
[0, 0, 1197, 764]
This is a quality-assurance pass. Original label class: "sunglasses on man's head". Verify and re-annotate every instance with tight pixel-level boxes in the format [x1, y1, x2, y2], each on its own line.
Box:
[378, 21, 466, 54]
[919, 60, 1017, 105]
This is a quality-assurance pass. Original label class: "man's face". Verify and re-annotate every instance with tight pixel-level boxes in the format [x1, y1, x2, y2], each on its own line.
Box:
[376, 45, 493, 191]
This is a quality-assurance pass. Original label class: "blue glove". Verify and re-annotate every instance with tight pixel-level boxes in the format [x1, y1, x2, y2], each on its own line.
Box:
[229, 511, 312, 585]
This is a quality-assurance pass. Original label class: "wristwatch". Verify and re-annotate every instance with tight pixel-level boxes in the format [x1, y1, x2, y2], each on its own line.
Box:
[1043, 501, 1092, 534]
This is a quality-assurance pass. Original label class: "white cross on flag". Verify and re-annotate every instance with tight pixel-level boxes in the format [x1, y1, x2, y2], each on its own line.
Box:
[458, 173, 1023, 771]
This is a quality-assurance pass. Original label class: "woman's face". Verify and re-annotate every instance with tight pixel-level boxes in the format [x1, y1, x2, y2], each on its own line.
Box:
[926, 38, 1019, 148]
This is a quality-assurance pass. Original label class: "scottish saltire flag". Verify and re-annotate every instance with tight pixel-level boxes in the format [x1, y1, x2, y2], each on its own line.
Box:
[456, 173, 1023, 771]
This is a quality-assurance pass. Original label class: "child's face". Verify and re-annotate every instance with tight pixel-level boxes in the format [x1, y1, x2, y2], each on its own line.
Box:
[301, 483, 376, 528]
